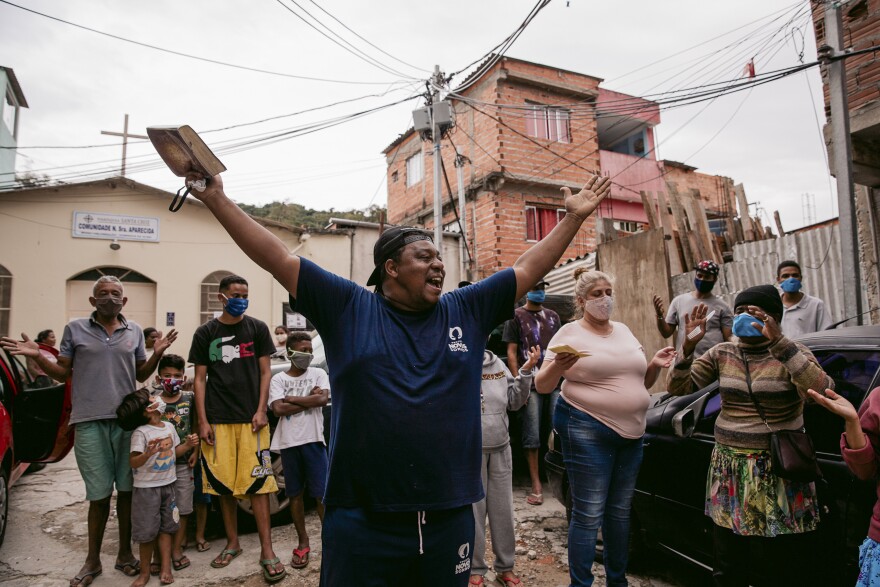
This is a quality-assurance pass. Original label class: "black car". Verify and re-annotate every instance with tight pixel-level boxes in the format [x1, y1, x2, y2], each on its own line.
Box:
[545, 325, 880, 585]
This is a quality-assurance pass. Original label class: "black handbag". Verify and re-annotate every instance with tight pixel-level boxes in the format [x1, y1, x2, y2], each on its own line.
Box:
[740, 349, 823, 482]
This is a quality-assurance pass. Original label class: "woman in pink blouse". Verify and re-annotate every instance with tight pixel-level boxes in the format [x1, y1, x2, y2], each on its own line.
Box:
[535, 269, 674, 587]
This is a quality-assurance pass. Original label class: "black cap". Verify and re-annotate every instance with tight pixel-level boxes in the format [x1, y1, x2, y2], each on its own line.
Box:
[734, 285, 784, 318]
[533, 278, 549, 289]
[457, 280, 472, 288]
[366, 226, 434, 287]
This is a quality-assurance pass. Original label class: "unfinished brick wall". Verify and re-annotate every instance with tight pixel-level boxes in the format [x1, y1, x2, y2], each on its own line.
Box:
[662, 164, 735, 216]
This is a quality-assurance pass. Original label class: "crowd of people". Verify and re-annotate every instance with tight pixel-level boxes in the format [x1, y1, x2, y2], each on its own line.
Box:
[2, 168, 876, 587]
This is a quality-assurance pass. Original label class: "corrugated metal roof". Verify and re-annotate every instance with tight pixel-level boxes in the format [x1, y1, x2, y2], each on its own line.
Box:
[544, 253, 596, 297]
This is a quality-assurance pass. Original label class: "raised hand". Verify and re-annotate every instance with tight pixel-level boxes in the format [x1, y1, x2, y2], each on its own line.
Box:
[807, 388, 858, 422]
[153, 329, 178, 355]
[185, 172, 225, 203]
[652, 295, 666, 319]
[561, 175, 612, 222]
[746, 305, 782, 343]
[683, 303, 709, 344]
[522, 345, 541, 372]
[651, 346, 677, 369]
[0, 333, 40, 357]
[144, 438, 163, 457]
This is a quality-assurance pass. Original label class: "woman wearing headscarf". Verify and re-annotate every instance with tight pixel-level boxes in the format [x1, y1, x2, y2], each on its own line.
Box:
[667, 284, 833, 586]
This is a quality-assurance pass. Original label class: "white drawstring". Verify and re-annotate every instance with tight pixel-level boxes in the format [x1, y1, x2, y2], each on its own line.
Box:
[417, 511, 427, 554]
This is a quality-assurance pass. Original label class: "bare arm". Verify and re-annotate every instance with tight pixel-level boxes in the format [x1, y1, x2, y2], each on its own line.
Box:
[506, 342, 520, 375]
[512, 175, 610, 299]
[252, 355, 272, 432]
[652, 295, 676, 338]
[1, 335, 72, 381]
[194, 365, 213, 445]
[271, 388, 329, 417]
[135, 329, 178, 382]
[186, 173, 300, 295]
[535, 353, 579, 394]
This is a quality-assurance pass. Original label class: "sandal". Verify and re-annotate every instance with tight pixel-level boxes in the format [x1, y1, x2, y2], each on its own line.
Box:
[469, 576, 486, 585]
[210, 548, 243, 569]
[172, 555, 191, 571]
[526, 493, 543, 505]
[260, 557, 287, 584]
[498, 574, 522, 586]
[113, 560, 140, 577]
[290, 546, 310, 569]
[70, 569, 102, 587]
[196, 540, 211, 553]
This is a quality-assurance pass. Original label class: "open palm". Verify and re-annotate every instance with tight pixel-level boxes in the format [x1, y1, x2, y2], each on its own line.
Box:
[561, 175, 612, 222]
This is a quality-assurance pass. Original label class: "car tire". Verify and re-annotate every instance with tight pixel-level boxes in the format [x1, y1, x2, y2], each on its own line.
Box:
[236, 453, 291, 525]
[0, 466, 9, 548]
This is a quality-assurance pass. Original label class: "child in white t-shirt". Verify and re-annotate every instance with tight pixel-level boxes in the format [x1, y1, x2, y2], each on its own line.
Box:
[117, 389, 197, 587]
[269, 332, 330, 570]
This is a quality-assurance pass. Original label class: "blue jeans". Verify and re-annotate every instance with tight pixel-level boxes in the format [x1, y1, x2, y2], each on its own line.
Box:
[554, 399, 643, 587]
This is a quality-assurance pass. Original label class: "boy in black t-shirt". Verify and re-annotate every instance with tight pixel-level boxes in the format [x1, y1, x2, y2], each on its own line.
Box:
[189, 275, 285, 584]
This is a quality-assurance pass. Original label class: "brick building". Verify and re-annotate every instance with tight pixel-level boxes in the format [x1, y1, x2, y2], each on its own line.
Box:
[383, 56, 734, 280]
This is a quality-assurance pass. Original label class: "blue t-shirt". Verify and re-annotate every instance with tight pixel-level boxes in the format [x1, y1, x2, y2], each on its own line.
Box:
[291, 258, 516, 511]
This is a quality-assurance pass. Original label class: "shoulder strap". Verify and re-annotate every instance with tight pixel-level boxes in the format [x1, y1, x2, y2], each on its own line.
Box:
[739, 348, 773, 431]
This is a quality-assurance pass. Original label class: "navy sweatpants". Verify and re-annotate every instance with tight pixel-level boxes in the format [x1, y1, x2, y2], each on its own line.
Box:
[320, 505, 475, 586]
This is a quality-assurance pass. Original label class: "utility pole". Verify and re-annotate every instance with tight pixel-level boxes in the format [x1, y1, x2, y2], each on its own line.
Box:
[822, 1, 863, 323]
[101, 114, 148, 178]
[431, 65, 444, 257]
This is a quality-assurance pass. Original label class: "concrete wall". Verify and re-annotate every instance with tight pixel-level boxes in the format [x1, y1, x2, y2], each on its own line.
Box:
[0, 179, 361, 349]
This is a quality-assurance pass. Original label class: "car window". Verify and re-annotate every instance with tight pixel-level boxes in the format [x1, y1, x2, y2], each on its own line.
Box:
[806, 349, 880, 455]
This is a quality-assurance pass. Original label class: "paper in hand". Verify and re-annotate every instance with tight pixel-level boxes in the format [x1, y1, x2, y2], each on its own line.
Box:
[549, 344, 591, 358]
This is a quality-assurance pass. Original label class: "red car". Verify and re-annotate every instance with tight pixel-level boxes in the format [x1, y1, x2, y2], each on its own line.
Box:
[0, 346, 74, 547]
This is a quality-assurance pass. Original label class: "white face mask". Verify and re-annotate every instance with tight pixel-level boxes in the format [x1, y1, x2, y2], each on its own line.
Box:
[584, 295, 614, 321]
[275, 334, 288, 344]
[148, 397, 167, 415]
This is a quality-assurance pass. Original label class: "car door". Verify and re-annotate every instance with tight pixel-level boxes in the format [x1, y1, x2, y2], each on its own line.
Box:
[803, 346, 880, 585]
[3, 349, 74, 463]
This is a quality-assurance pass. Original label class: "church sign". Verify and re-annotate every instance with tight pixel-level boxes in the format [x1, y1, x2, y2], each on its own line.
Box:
[72, 211, 160, 242]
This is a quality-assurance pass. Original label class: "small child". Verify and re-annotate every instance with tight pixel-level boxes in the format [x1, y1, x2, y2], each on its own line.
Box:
[470, 345, 540, 587]
[268, 331, 330, 569]
[117, 388, 196, 587]
[153, 354, 200, 572]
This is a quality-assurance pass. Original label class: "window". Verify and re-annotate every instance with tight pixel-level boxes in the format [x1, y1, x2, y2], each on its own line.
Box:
[525, 206, 566, 242]
[200, 270, 233, 324]
[406, 152, 424, 186]
[806, 349, 880, 454]
[0, 264, 11, 337]
[526, 104, 571, 143]
[613, 220, 641, 233]
[2, 90, 16, 136]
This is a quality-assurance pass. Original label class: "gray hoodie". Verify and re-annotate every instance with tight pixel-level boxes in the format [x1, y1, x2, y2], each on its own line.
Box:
[481, 350, 532, 452]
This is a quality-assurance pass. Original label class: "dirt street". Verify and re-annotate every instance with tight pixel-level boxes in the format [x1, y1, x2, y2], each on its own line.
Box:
[0, 456, 702, 586]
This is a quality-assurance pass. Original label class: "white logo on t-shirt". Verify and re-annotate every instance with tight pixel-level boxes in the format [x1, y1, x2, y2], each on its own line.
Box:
[448, 326, 468, 353]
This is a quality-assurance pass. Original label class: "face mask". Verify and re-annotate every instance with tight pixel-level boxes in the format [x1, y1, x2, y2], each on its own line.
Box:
[584, 296, 614, 321]
[275, 334, 288, 344]
[732, 313, 765, 338]
[694, 278, 715, 294]
[526, 290, 546, 304]
[287, 350, 313, 370]
[148, 396, 167, 414]
[779, 278, 802, 294]
[94, 297, 123, 316]
[223, 295, 249, 317]
[160, 377, 184, 395]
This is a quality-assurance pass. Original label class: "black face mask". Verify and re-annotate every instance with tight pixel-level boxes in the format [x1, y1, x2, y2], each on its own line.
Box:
[94, 297, 123, 317]
[694, 278, 715, 294]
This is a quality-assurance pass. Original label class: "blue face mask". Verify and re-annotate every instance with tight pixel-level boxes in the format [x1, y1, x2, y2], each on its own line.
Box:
[224, 296, 249, 317]
[779, 278, 802, 294]
[732, 313, 765, 338]
[526, 290, 546, 304]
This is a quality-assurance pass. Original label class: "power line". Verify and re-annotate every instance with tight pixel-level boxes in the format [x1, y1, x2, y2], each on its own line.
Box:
[0, 0, 408, 85]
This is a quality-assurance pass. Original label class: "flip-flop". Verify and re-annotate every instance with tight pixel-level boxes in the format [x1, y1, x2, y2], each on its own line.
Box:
[498, 575, 523, 586]
[196, 540, 211, 552]
[114, 560, 140, 576]
[260, 557, 287, 584]
[469, 576, 485, 585]
[290, 546, 310, 569]
[526, 492, 543, 505]
[172, 555, 191, 571]
[210, 548, 243, 568]
[70, 569, 102, 587]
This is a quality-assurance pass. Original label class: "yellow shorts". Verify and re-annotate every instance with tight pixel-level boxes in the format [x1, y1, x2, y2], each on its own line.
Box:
[200, 424, 278, 498]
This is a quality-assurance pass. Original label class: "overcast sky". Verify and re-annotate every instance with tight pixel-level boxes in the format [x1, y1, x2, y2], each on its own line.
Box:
[0, 0, 836, 230]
